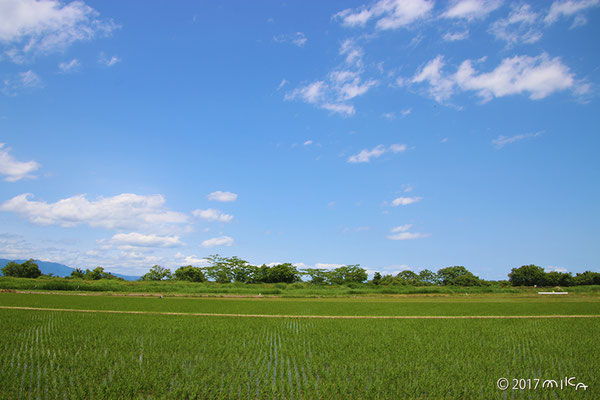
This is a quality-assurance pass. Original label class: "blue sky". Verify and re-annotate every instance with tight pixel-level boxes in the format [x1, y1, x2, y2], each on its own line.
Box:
[0, 0, 598, 279]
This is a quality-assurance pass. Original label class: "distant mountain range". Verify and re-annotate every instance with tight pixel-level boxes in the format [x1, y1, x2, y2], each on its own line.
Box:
[0, 259, 140, 281]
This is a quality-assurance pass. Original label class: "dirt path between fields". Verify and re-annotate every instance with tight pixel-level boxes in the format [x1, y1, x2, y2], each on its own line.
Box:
[1, 306, 599, 319]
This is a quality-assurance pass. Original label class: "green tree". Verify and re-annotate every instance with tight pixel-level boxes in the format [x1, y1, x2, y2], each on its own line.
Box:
[395, 270, 420, 285]
[437, 266, 473, 285]
[372, 272, 382, 285]
[328, 264, 367, 285]
[174, 265, 206, 282]
[140, 265, 172, 281]
[203, 255, 235, 283]
[70, 268, 85, 279]
[1, 259, 41, 278]
[301, 268, 329, 285]
[267, 263, 301, 283]
[573, 271, 600, 286]
[508, 265, 546, 286]
[418, 269, 439, 285]
[86, 267, 106, 280]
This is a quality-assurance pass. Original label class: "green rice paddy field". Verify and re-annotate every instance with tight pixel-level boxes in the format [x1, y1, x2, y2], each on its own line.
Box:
[1, 292, 598, 399]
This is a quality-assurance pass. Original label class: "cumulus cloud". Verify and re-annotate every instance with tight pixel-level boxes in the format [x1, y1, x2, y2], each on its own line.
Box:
[442, 0, 501, 20]
[391, 196, 422, 206]
[207, 191, 238, 202]
[58, 58, 80, 73]
[409, 53, 584, 103]
[0, 0, 118, 62]
[315, 263, 345, 269]
[109, 232, 181, 248]
[201, 236, 234, 248]
[348, 143, 407, 163]
[0, 193, 188, 230]
[273, 32, 307, 47]
[545, 0, 600, 25]
[3, 70, 43, 95]
[334, 0, 433, 30]
[492, 131, 543, 148]
[0, 143, 41, 181]
[192, 208, 234, 223]
[489, 4, 542, 45]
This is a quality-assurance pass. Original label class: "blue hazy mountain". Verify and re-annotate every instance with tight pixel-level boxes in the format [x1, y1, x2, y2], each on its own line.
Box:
[0, 259, 139, 281]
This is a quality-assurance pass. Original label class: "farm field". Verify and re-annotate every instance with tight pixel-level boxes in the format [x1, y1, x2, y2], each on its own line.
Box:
[1, 293, 598, 399]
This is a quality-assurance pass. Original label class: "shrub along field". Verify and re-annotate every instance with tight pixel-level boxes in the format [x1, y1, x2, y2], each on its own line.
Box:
[0, 293, 598, 398]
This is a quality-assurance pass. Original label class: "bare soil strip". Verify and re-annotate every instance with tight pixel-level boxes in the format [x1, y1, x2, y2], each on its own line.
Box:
[1, 306, 599, 319]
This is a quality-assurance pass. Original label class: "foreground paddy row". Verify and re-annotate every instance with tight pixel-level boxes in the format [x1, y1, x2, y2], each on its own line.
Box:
[0, 293, 598, 399]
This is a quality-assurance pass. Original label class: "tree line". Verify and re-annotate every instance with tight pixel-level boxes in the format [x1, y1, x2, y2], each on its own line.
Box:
[2, 257, 599, 287]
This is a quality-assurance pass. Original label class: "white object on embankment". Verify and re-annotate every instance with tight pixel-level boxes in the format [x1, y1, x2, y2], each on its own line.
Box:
[538, 292, 568, 295]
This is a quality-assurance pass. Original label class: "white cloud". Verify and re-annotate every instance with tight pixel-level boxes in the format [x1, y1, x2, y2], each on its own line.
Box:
[410, 53, 584, 103]
[58, 58, 80, 73]
[0, 0, 117, 62]
[348, 143, 407, 163]
[489, 5, 542, 45]
[0, 143, 40, 181]
[334, 0, 434, 30]
[315, 263, 345, 269]
[411, 56, 455, 102]
[391, 224, 412, 233]
[0, 193, 188, 230]
[443, 30, 470, 41]
[285, 81, 326, 104]
[339, 39, 364, 67]
[545, 266, 569, 273]
[442, 0, 501, 20]
[277, 79, 289, 90]
[545, 0, 600, 25]
[391, 196, 422, 206]
[387, 232, 430, 240]
[273, 32, 307, 47]
[201, 236, 234, 248]
[176, 254, 210, 266]
[3, 70, 43, 95]
[492, 131, 543, 148]
[99, 53, 120, 66]
[192, 208, 234, 223]
[207, 191, 238, 202]
[109, 232, 181, 248]
[303, 140, 313, 146]
[321, 102, 356, 116]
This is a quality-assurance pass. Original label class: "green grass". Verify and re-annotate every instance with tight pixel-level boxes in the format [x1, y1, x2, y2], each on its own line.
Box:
[3, 276, 599, 297]
[0, 308, 597, 399]
[1, 292, 600, 316]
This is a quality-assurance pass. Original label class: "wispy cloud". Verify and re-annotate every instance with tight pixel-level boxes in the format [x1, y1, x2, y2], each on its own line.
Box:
[207, 191, 238, 202]
[2, 70, 43, 96]
[58, 59, 81, 73]
[334, 0, 433, 30]
[443, 30, 469, 41]
[489, 4, 542, 46]
[109, 232, 182, 248]
[492, 131, 543, 148]
[441, 0, 501, 21]
[99, 53, 120, 66]
[545, 0, 600, 26]
[192, 208, 234, 223]
[273, 32, 307, 47]
[348, 144, 407, 163]
[387, 225, 430, 240]
[201, 236, 234, 248]
[391, 196, 422, 206]
[0, 143, 41, 182]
